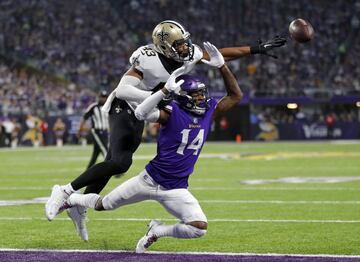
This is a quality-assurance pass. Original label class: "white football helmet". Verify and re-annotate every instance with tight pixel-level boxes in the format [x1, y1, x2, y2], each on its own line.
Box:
[152, 20, 194, 62]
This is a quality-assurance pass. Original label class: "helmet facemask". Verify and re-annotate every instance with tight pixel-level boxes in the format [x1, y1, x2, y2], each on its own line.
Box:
[152, 21, 194, 62]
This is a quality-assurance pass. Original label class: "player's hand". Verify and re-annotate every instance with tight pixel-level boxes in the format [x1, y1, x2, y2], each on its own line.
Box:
[201, 42, 225, 68]
[164, 66, 186, 93]
[251, 36, 287, 59]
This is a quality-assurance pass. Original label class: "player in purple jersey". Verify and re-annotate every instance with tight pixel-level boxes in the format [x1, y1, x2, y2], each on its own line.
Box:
[60, 42, 242, 252]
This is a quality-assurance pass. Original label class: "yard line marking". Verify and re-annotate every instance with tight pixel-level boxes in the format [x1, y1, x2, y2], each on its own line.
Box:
[1, 186, 360, 191]
[1, 248, 360, 258]
[235, 187, 360, 191]
[192, 187, 360, 191]
[200, 200, 360, 204]
[1, 217, 360, 223]
[2, 198, 360, 206]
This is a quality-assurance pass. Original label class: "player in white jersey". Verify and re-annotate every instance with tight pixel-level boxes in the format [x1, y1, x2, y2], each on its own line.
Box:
[45, 20, 286, 241]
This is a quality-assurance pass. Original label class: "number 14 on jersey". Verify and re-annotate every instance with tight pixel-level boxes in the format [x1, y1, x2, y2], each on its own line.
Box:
[176, 129, 205, 155]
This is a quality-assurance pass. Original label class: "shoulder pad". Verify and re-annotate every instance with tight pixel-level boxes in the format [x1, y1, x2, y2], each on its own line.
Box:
[129, 45, 159, 72]
[192, 44, 204, 62]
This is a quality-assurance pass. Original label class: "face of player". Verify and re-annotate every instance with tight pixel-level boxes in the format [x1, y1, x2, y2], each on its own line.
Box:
[174, 41, 190, 58]
[189, 90, 205, 106]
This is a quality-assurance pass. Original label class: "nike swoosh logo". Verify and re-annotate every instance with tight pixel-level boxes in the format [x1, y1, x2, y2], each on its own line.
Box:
[264, 44, 272, 48]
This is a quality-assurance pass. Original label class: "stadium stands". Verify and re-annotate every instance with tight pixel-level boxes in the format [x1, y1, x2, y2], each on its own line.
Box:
[0, 0, 359, 96]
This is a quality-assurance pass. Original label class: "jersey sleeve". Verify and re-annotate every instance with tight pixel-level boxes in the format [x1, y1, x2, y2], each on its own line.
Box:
[192, 44, 204, 62]
[83, 103, 96, 120]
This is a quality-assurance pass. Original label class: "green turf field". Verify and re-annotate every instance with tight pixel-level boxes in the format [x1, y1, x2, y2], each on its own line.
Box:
[0, 141, 360, 255]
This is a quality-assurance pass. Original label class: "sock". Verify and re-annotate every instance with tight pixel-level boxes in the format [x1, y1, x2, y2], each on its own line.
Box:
[61, 183, 75, 196]
[152, 223, 207, 239]
[67, 193, 101, 209]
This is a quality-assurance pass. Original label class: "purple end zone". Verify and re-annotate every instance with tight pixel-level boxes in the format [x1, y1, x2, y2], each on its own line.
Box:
[0, 251, 359, 262]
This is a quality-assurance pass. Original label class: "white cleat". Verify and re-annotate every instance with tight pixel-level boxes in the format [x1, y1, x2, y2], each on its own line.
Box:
[67, 206, 88, 241]
[45, 185, 69, 221]
[135, 220, 162, 253]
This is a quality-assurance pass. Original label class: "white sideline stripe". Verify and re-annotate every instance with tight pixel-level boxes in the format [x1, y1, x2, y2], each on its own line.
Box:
[200, 200, 360, 204]
[2, 186, 360, 191]
[0, 248, 359, 258]
[1, 217, 360, 223]
[193, 187, 360, 191]
[2, 198, 360, 206]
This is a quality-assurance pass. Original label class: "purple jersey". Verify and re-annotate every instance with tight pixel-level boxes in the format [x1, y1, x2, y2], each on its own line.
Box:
[145, 98, 217, 189]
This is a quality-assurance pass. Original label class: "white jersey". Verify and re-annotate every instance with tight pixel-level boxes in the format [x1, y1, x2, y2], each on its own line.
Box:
[103, 44, 203, 112]
[129, 44, 203, 91]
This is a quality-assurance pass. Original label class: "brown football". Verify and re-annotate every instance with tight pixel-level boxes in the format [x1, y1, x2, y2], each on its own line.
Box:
[289, 18, 314, 43]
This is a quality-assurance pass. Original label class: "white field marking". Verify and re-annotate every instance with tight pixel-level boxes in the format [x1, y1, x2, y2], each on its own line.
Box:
[0, 248, 360, 259]
[241, 176, 360, 185]
[1, 186, 360, 191]
[200, 200, 360, 204]
[2, 197, 360, 206]
[1, 217, 360, 224]
[191, 187, 360, 191]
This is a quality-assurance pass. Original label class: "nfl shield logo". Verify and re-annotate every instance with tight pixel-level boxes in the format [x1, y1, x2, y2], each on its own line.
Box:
[193, 118, 198, 124]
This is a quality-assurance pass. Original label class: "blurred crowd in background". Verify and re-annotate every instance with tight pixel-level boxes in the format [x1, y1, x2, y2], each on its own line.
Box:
[0, 0, 359, 145]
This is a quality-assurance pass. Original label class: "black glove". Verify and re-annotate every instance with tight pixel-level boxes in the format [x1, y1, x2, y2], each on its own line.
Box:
[250, 36, 287, 59]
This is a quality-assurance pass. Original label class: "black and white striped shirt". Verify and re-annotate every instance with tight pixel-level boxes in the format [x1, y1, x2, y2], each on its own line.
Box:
[84, 103, 109, 131]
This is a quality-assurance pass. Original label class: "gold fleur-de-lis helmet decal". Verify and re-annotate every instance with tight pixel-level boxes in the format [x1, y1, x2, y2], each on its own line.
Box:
[152, 20, 194, 62]
[157, 30, 169, 42]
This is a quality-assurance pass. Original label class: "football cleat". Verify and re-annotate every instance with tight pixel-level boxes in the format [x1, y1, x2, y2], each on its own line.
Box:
[45, 185, 69, 221]
[135, 220, 162, 253]
[67, 206, 88, 241]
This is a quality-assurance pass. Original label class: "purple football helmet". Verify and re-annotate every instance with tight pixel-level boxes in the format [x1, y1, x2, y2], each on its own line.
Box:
[173, 75, 209, 115]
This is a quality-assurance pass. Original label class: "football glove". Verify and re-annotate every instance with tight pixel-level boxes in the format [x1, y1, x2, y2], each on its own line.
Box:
[250, 36, 287, 59]
[164, 66, 186, 93]
[201, 41, 225, 68]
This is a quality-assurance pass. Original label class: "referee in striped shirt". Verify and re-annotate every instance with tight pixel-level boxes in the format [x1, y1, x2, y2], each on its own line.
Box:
[78, 90, 109, 169]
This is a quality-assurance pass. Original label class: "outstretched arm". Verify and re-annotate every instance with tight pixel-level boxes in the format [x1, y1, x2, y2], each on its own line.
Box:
[200, 42, 242, 118]
[213, 65, 243, 118]
[202, 36, 286, 61]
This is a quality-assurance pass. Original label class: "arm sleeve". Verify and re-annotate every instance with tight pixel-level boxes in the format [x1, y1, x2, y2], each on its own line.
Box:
[114, 75, 152, 102]
[144, 109, 161, 123]
[134, 90, 166, 121]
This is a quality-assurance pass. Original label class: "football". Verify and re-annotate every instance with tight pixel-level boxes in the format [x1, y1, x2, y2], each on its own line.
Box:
[289, 18, 314, 43]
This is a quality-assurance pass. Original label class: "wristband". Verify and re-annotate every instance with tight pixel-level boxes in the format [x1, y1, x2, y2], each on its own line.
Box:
[250, 45, 263, 54]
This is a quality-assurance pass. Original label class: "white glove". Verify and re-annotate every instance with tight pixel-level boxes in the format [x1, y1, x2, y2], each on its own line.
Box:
[201, 41, 225, 68]
[164, 65, 186, 93]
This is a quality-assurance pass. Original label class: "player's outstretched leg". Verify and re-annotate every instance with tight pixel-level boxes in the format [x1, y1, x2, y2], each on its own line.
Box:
[136, 220, 162, 253]
[45, 184, 74, 221]
[135, 220, 207, 253]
